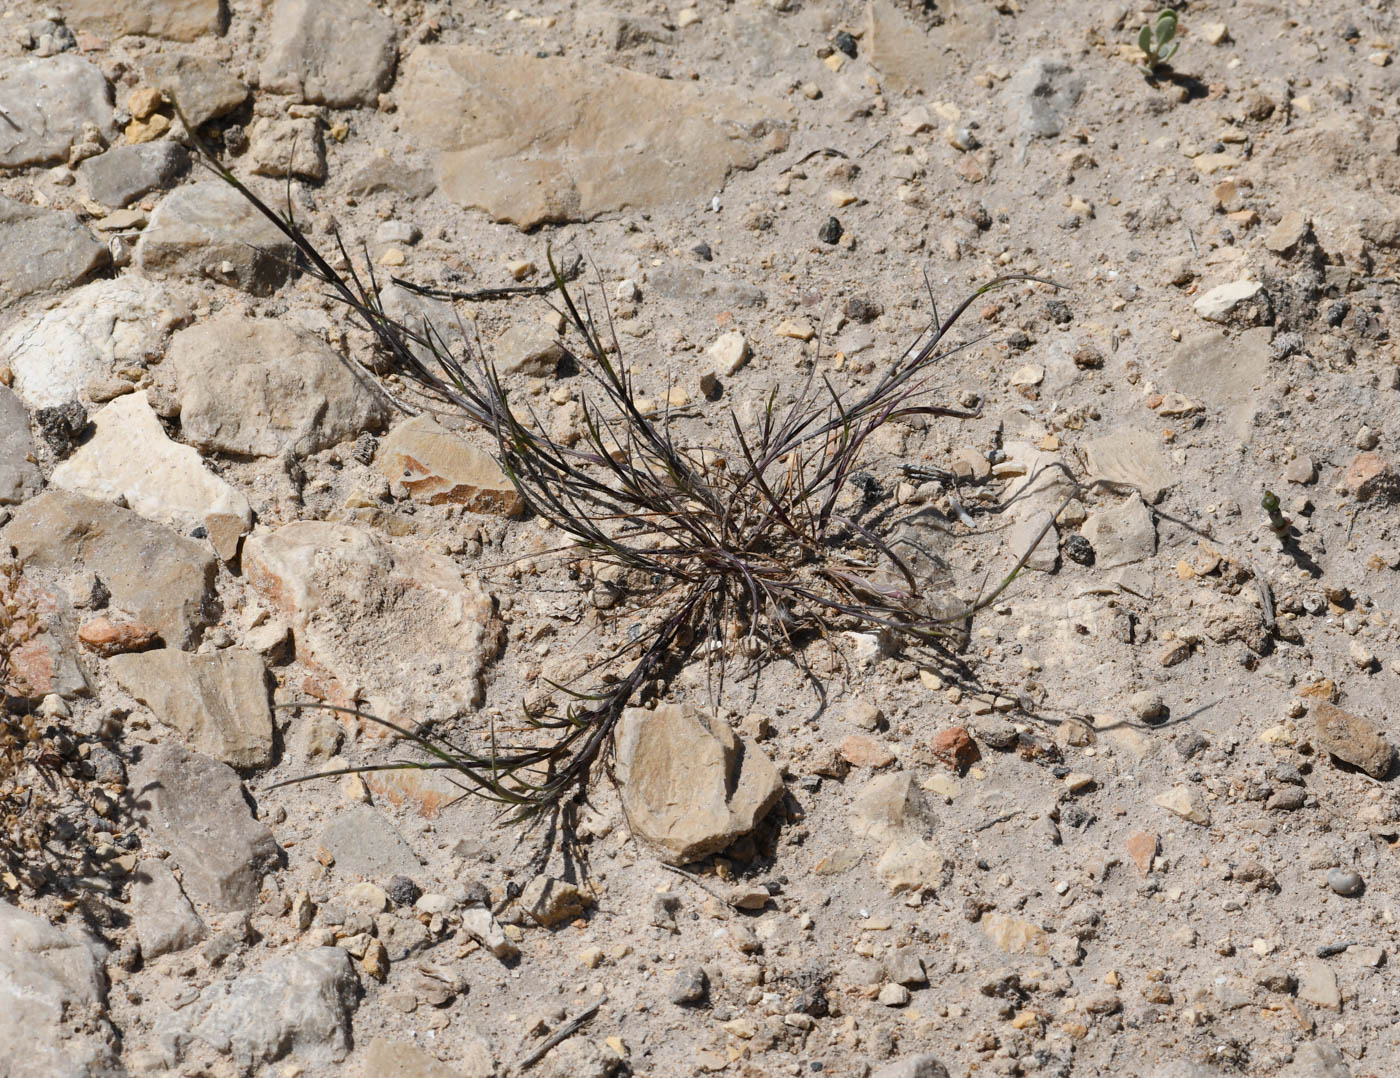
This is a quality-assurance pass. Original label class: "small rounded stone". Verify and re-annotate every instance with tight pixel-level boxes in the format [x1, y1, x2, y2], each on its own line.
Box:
[1327, 868, 1363, 896]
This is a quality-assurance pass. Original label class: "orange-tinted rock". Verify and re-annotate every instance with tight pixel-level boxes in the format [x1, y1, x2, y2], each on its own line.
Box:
[929, 727, 980, 773]
[78, 615, 162, 657]
[1125, 831, 1158, 876]
[1344, 452, 1398, 501]
[839, 734, 896, 769]
[376, 414, 524, 515]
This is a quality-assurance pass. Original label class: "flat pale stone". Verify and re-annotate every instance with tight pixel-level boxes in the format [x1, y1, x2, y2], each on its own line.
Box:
[260, 0, 398, 108]
[243, 521, 498, 722]
[144, 54, 250, 128]
[0, 903, 119, 1078]
[376, 414, 523, 515]
[0, 56, 115, 169]
[110, 648, 274, 769]
[1084, 429, 1174, 503]
[0, 387, 41, 504]
[1154, 785, 1211, 826]
[399, 45, 792, 228]
[166, 312, 390, 458]
[1194, 280, 1270, 324]
[136, 181, 297, 295]
[876, 835, 950, 893]
[1296, 959, 1341, 1010]
[614, 703, 784, 864]
[1314, 701, 1395, 779]
[1080, 495, 1156, 570]
[131, 742, 280, 909]
[0, 277, 181, 409]
[50, 391, 250, 558]
[4, 491, 217, 649]
[0, 196, 108, 305]
[849, 772, 937, 843]
[982, 913, 1049, 955]
[63, 0, 226, 42]
[130, 858, 207, 957]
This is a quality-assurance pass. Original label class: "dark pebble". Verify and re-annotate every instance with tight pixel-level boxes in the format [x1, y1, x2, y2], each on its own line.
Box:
[385, 874, 422, 907]
[818, 217, 843, 244]
[833, 31, 857, 57]
[1063, 534, 1094, 565]
[691, 242, 713, 261]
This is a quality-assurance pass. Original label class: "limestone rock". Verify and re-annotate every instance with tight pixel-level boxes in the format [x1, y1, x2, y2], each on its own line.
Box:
[0, 387, 41, 504]
[0, 56, 115, 168]
[1084, 428, 1174, 503]
[248, 116, 327, 181]
[110, 648, 274, 769]
[1296, 959, 1341, 1010]
[399, 45, 791, 228]
[50, 391, 251, 559]
[1154, 785, 1211, 827]
[131, 858, 207, 957]
[614, 702, 784, 863]
[577, 7, 675, 50]
[1194, 280, 1273, 325]
[1007, 510, 1058, 572]
[243, 521, 498, 721]
[1283, 1042, 1352, 1078]
[79, 141, 190, 208]
[170, 948, 360, 1070]
[876, 835, 951, 893]
[136, 180, 297, 294]
[865, 0, 992, 94]
[63, 0, 226, 41]
[1265, 211, 1311, 255]
[260, 0, 398, 107]
[364, 1037, 477, 1078]
[344, 153, 437, 199]
[494, 323, 566, 376]
[1, 571, 91, 702]
[166, 312, 390, 458]
[144, 54, 249, 128]
[460, 907, 518, 960]
[0, 903, 119, 1078]
[4, 491, 217, 649]
[1081, 495, 1156, 569]
[376, 415, 523, 514]
[1009, 56, 1084, 139]
[130, 741, 281, 909]
[318, 803, 420, 877]
[849, 772, 937, 843]
[1314, 702, 1394, 779]
[0, 277, 182, 409]
[983, 913, 1050, 955]
[0, 196, 108, 305]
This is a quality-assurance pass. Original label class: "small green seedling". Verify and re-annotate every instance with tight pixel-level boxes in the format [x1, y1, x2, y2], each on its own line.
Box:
[1261, 490, 1291, 546]
[1138, 9, 1179, 71]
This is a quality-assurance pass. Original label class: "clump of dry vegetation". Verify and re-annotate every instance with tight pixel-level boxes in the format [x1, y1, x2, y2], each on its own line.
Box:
[197, 145, 1068, 819]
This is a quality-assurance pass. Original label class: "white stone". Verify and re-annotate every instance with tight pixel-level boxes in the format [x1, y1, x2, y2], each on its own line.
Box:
[1, 277, 179, 409]
[708, 331, 750, 377]
[1194, 280, 1265, 323]
[51, 392, 251, 554]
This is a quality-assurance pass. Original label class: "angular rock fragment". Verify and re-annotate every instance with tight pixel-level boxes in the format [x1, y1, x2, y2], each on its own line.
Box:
[1009, 56, 1084, 139]
[50, 391, 251, 559]
[111, 648, 274, 769]
[317, 803, 420, 877]
[63, 0, 226, 41]
[260, 0, 398, 107]
[166, 948, 361, 1070]
[4, 491, 217, 649]
[0, 903, 120, 1078]
[614, 703, 784, 863]
[79, 141, 190, 208]
[144, 54, 249, 128]
[130, 858, 207, 957]
[166, 313, 389, 458]
[1194, 280, 1272, 326]
[0, 196, 108, 305]
[1081, 495, 1156, 569]
[136, 181, 297, 294]
[376, 414, 524, 514]
[0, 387, 41, 505]
[1084, 429, 1175, 504]
[0, 277, 182, 409]
[1314, 702, 1394, 779]
[243, 521, 498, 721]
[131, 742, 281, 909]
[399, 45, 791, 228]
[849, 772, 936, 843]
[0, 56, 115, 169]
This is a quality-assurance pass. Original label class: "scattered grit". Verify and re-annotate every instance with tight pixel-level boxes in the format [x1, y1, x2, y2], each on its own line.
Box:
[0, 1, 1398, 1076]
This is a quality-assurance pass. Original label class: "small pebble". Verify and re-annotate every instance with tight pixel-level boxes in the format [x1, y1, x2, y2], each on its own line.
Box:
[1327, 868, 1363, 896]
[818, 217, 843, 244]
